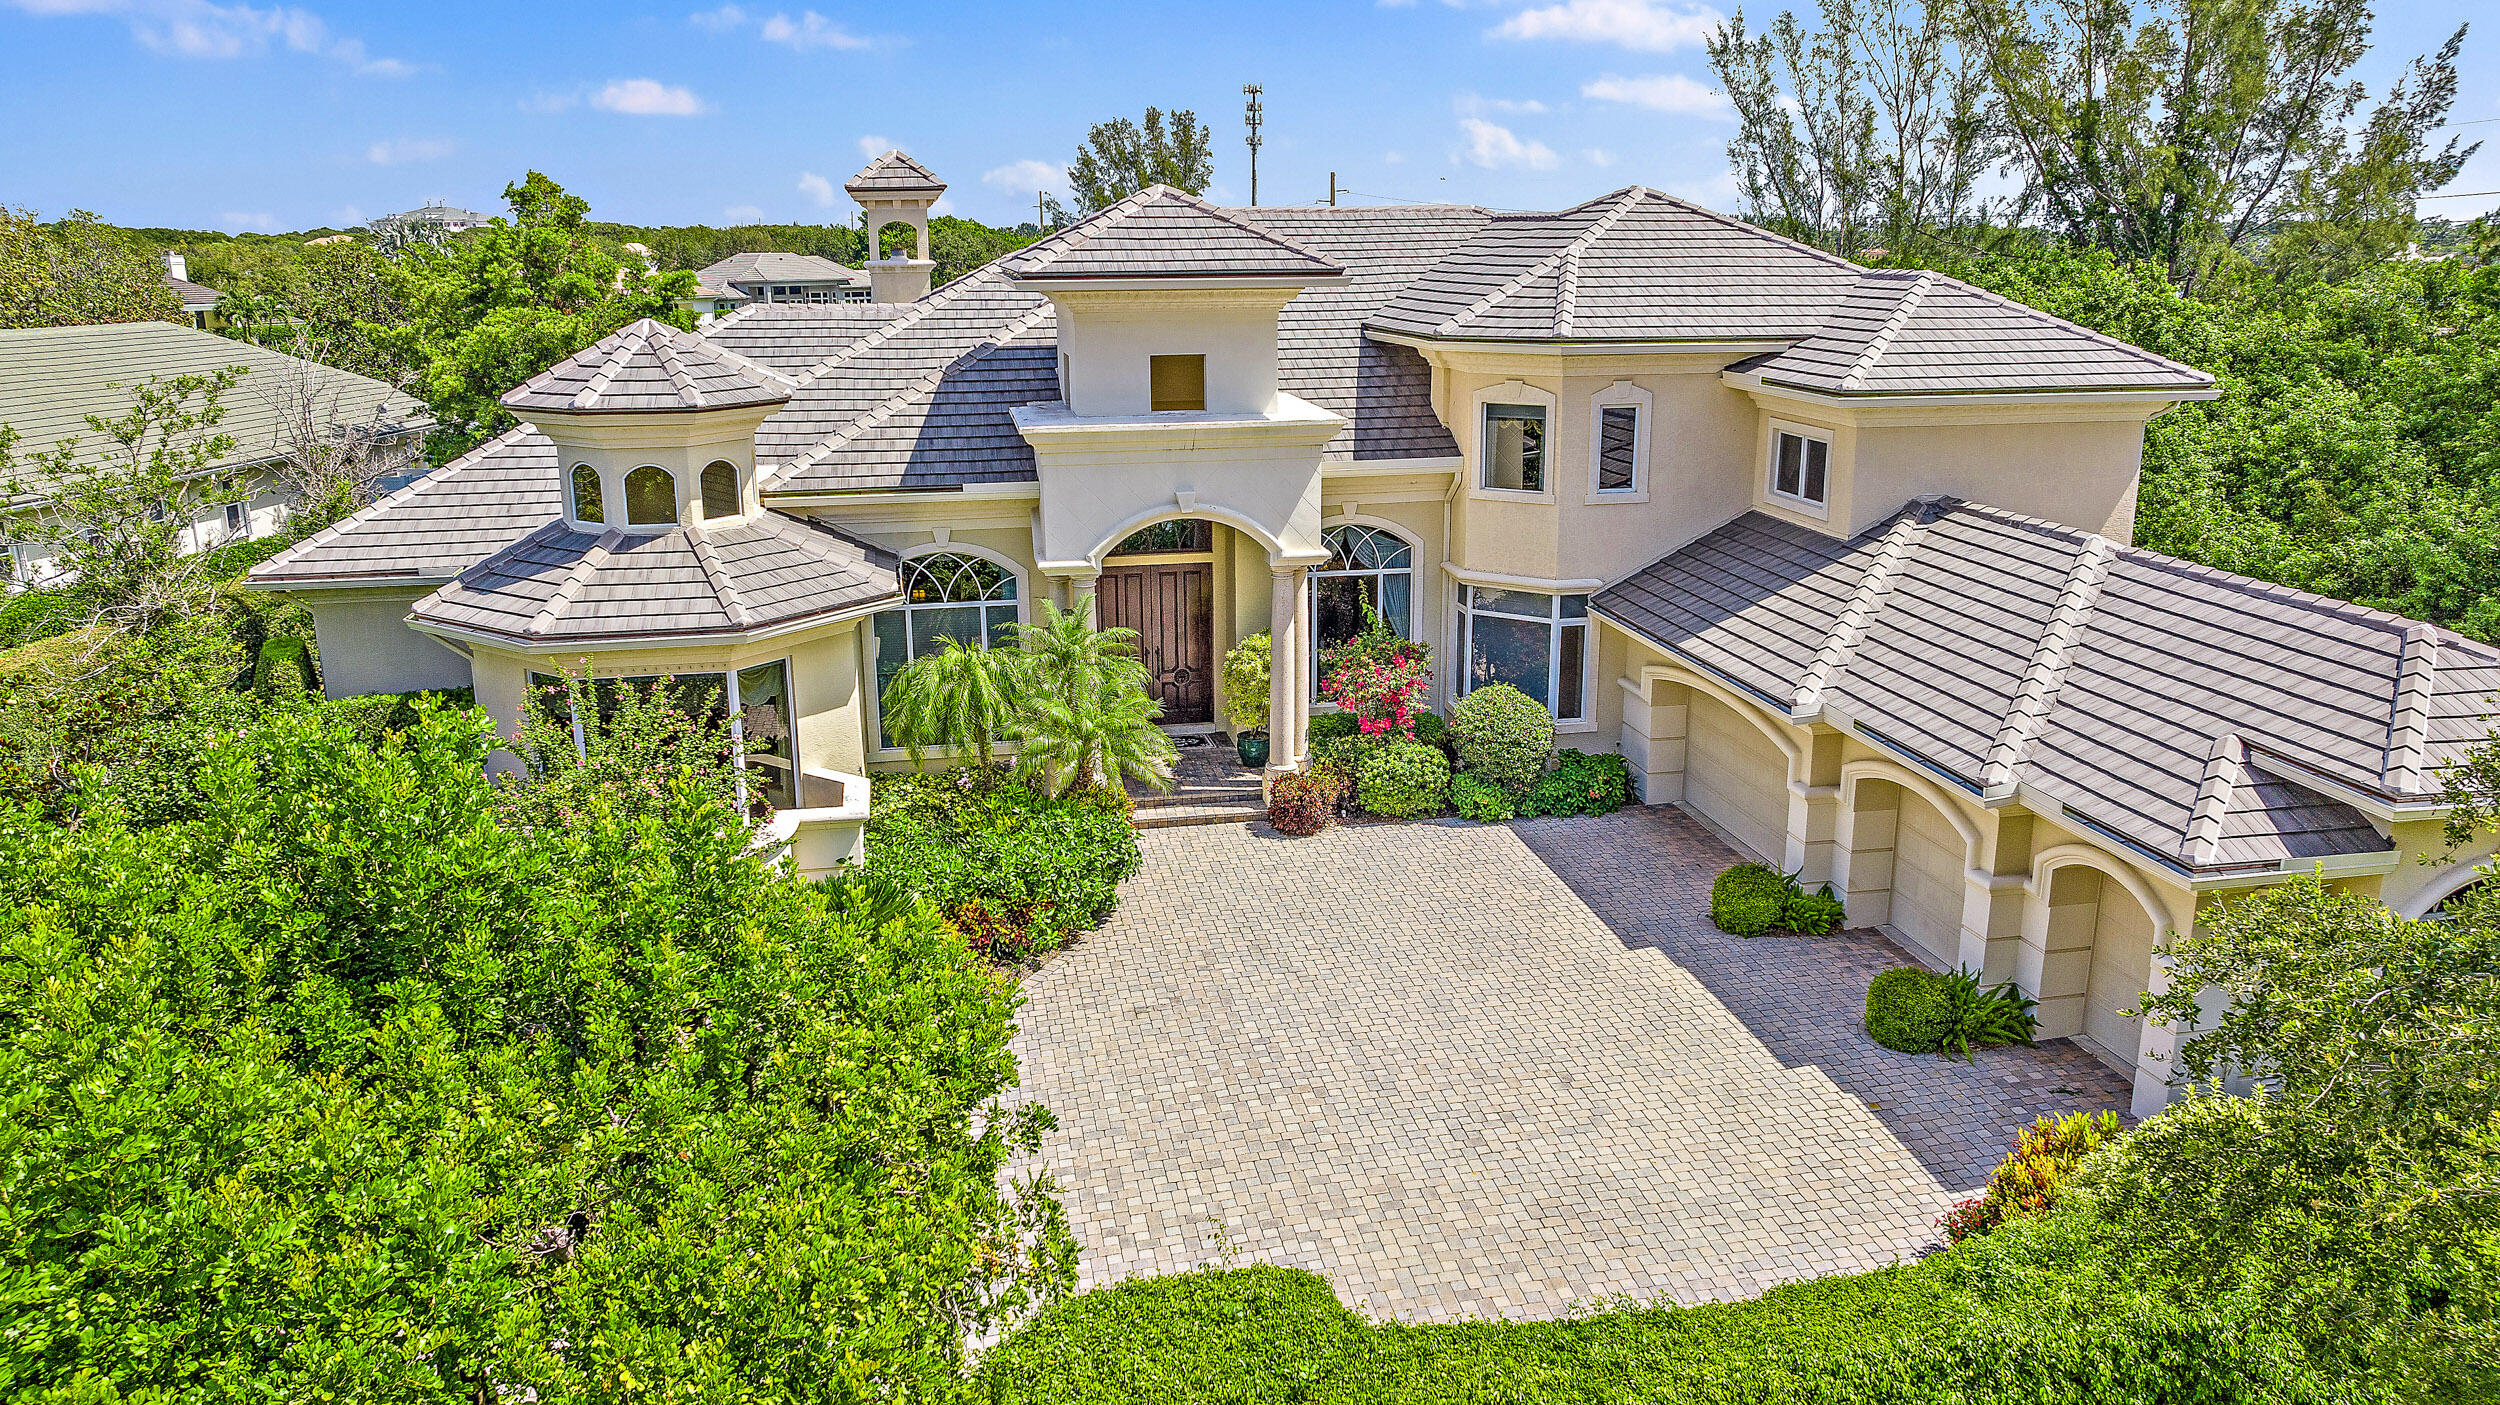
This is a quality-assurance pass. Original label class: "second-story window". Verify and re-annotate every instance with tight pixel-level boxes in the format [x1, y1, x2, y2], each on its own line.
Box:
[571, 464, 604, 524]
[700, 460, 740, 518]
[1596, 405, 1639, 493]
[1150, 354, 1206, 412]
[1482, 403, 1546, 492]
[1770, 428, 1832, 509]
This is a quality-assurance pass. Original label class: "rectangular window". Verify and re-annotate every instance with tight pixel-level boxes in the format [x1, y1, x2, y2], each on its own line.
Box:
[1771, 429, 1831, 508]
[1596, 405, 1639, 493]
[1150, 354, 1206, 412]
[1458, 585, 1591, 723]
[1482, 403, 1547, 492]
[224, 501, 247, 536]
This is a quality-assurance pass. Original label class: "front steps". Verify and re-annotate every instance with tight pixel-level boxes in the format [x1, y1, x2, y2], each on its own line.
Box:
[1130, 736, 1266, 829]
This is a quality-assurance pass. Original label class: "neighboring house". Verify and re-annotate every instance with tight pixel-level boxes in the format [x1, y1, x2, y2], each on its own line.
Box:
[688, 252, 873, 316]
[381, 203, 495, 235]
[163, 253, 220, 331]
[250, 153, 2500, 1116]
[3, 321, 430, 582]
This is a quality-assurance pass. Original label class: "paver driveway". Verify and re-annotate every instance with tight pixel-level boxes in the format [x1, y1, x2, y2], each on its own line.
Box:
[1011, 805, 2130, 1321]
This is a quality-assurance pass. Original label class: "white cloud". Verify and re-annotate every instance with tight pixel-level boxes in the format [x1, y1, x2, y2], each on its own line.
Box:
[1458, 117, 1557, 170]
[759, 9, 867, 49]
[723, 203, 766, 223]
[591, 78, 707, 116]
[1585, 147, 1617, 167]
[328, 204, 366, 226]
[855, 133, 893, 159]
[1490, 0, 1723, 52]
[982, 158, 1065, 194]
[1581, 72, 1730, 116]
[1457, 93, 1548, 115]
[7, 1, 412, 74]
[796, 171, 836, 206]
[1382, 150, 1406, 165]
[365, 136, 452, 165]
[220, 209, 280, 232]
[687, 3, 744, 29]
[930, 195, 954, 217]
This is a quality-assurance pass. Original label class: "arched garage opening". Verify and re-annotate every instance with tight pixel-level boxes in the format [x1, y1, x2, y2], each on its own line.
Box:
[2035, 864, 2161, 1074]
[1840, 775, 1968, 968]
[1680, 692, 1790, 864]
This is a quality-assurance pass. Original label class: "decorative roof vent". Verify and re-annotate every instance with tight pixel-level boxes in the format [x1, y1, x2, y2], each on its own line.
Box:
[846, 150, 945, 303]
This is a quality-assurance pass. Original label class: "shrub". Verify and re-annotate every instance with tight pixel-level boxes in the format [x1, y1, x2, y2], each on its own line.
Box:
[1783, 882, 1847, 935]
[1866, 966, 1954, 1052]
[1410, 709, 1450, 754]
[1220, 631, 1270, 732]
[1940, 1111, 2126, 1243]
[1711, 863, 1791, 935]
[1267, 766, 1346, 836]
[1450, 684, 1552, 795]
[1309, 711, 1360, 744]
[1450, 771, 1514, 823]
[1357, 740, 1449, 818]
[1936, 966, 2041, 1058]
[1318, 625, 1432, 737]
[1522, 748, 1632, 816]
[249, 636, 317, 699]
[865, 763, 1142, 952]
[1306, 712, 1375, 777]
[1, 706, 1077, 1398]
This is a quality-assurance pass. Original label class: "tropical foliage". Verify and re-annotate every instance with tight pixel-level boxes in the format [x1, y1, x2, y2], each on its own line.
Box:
[1068, 107, 1216, 213]
[1317, 621, 1432, 739]
[0, 207, 180, 328]
[863, 764, 1141, 961]
[1940, 1111, 2127, 1243]
[880, 636, 1026, 767]
[1219, 631, 1270, 733]
[1008, 598, 1176, 797]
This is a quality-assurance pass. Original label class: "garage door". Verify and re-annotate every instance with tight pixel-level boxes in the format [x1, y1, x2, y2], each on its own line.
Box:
[1889, 791, 1965, 967]
[2082, 888, 2157, 1072]
[1683, 696, 1788, 863]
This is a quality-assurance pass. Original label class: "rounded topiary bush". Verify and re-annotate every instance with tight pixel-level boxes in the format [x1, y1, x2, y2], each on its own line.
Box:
[1357, 740, 1450, 819]
[1866, 966, 1954, 1053]
[1710, 863, 1789, 935]
[1450, 684, 1553, 795]
[1267, 767, 1345, 836]
[1449, 771, 1514, 823]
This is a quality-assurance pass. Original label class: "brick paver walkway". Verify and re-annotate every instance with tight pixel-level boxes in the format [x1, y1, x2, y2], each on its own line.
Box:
[1011, 805, 2130, 1321]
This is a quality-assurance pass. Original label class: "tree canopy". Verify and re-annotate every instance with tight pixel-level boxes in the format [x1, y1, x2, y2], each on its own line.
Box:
[1068, 108, 1215, 212]
[0, 208, 181, 329]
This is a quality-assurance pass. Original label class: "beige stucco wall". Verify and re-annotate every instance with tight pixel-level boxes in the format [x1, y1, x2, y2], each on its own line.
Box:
[301, 589, 474, 699]
[1834, 415, 2151, 542]
[1048, 287, 1300, 418]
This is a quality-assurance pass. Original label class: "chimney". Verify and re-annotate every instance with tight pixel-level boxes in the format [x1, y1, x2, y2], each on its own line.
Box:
[164, 251, 188, 282]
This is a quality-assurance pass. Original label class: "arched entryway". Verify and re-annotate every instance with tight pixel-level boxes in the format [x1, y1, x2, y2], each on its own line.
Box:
[1681, 692, 1791, 864]
[1097, 518, 1218, 724]
[1838, 771, 1973, 968]
[2043, 864, 2160, 1071]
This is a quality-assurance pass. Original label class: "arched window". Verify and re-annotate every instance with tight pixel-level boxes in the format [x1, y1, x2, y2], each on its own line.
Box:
[701, 460, 740, 518]
[624, 465, 676, 526]
[872, 551, 1021, 747]
[570, 464, 604, 524]
[1311, 523, 1416, 696]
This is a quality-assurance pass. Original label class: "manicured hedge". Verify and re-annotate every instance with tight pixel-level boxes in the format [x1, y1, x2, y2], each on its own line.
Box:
[1712, 862, 1848, 936]
[1522, 748, 1632, 817]
[1357, 741, 1449, 818]
[1450, 771, 1514, 823]
[1450, 684, 1552, 795]
[864, 764, 1141, 957]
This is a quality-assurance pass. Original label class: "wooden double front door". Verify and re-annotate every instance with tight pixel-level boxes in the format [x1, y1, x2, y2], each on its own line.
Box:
[1098, 561, 1214, 724]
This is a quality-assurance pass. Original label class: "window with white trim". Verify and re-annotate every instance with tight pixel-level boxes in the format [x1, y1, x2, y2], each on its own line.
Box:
[870, 552, 1021, 748]
[1310, 523, 1416, 699]
[1481, 402, 1547, 492]
[526, 663, 796, 813]
[624, 465, 676, 526]
[1458, 585, 1590, 723]
[1769, 428, 1831, 509]
[1595, 405, 1640, 493]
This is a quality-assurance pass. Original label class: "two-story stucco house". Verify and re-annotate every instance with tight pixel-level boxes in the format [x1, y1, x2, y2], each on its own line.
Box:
[248, 151, 2500, 1117]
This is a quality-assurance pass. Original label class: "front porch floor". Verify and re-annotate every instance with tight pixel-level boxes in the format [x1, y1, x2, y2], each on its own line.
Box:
[1009, 805, 2130, 1322]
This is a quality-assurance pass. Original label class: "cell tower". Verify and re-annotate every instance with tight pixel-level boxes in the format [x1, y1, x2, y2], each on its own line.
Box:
[1243, 84, 1264, 206]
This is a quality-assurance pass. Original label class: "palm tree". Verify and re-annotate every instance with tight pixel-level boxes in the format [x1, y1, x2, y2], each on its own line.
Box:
[1008, 597, 1176, 796]
[878, 636, 1024, 767]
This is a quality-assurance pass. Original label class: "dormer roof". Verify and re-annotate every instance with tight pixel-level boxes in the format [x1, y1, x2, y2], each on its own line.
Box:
[1002, 185, 1348, 285]
[845, 150, 946, 199]
[503, 318, 795, 415]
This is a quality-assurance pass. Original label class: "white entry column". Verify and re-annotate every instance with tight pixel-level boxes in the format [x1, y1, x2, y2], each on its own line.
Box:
[1268, 564, 1302, 772]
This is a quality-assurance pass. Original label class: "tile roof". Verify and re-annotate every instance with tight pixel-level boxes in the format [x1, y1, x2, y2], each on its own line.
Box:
[1730, 269, 2214, 395]
[1000, 186, 1347, 282]
[0, 321, 427, 502]
[410, 509, 899, 646]
[503, 318, 794, 415]
[1368, 187, 1862, 343]
[247, 427, 561, 586]
[845, 150, 946, 197]
[695, 252, 868, 289]
[167, 275, 221, 310]
[1593, 500, 2500, 876]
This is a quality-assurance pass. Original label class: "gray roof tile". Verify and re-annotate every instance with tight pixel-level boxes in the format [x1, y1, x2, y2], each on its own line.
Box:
[247, 427, 559, 586]
[694, 252, 868, 289]
[845, 150, 946, 197]
[1001, 186, 1347, 282]
[503, 318, 794, 415]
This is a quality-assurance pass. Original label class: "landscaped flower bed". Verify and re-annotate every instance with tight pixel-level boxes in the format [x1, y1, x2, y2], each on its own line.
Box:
[1268, 683, 1634, 834]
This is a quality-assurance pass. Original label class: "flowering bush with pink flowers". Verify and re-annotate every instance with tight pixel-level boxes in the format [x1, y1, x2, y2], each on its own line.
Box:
[1318, 627, 1433, 739]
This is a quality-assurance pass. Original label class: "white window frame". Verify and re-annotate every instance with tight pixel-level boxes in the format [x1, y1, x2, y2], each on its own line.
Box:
[1765, 421, 1835, 519]
[865, 543, 1030, 758]
[1456, 583, 1594, 729]
[1308, 520, 1420, 703]
[1469, 380, 1559, 503]
[1586, 380, 1653, 503]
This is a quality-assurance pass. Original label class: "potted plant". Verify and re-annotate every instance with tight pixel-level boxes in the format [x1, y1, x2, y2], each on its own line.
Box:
[1221, 632, 1272, 766]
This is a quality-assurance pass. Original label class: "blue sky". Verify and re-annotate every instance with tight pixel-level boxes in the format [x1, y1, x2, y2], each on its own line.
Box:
[4, 0, 2496, 233]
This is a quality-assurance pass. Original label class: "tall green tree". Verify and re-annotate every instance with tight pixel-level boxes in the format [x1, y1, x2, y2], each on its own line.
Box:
[1068, 108, 1215, 213]
[1008, 598, 1175, 796]
[0, 208, 181, 329]
[378, 172, 696, 458]
[1948, 0, 2474, 289]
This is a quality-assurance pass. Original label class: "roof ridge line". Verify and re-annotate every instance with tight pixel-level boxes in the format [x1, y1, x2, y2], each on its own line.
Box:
[2381, 623, 2440, 794]
[686, 526, 752, 628]
[570, 329, 641, 410]
[1184, 191, 1346, 270]
[1787, 504, 1931, 719]
[783, 268, 1007, 388]
[1837, 271, 1937, 391]
[1448, 191, 1637, 338]
[1011, 186, 1159, 276]
[2184, 731, 2249, 868]
[1554, 188, 1643, 337]
[527, 528, 621, 636]
[771, 300, 1054, 483]
[1980, 531, 2115, 798]
[652, 334, 705, 407]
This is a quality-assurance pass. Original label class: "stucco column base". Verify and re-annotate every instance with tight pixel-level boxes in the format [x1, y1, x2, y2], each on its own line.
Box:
[1618, 675, 1689, 805]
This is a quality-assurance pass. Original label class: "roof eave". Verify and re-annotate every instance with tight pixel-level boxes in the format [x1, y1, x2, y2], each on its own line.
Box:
[407, 590, 901, 655]
[1008, 272, 1351, 294]
[1727, 368, 2221, 407]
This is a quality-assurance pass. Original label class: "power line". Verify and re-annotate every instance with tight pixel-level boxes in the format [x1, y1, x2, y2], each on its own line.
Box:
[2421, 189, 2500, 200]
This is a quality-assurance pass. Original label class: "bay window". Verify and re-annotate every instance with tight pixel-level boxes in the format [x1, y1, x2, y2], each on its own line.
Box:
[1458, 585, 1589, 723]
[526, 660, 797, 812]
